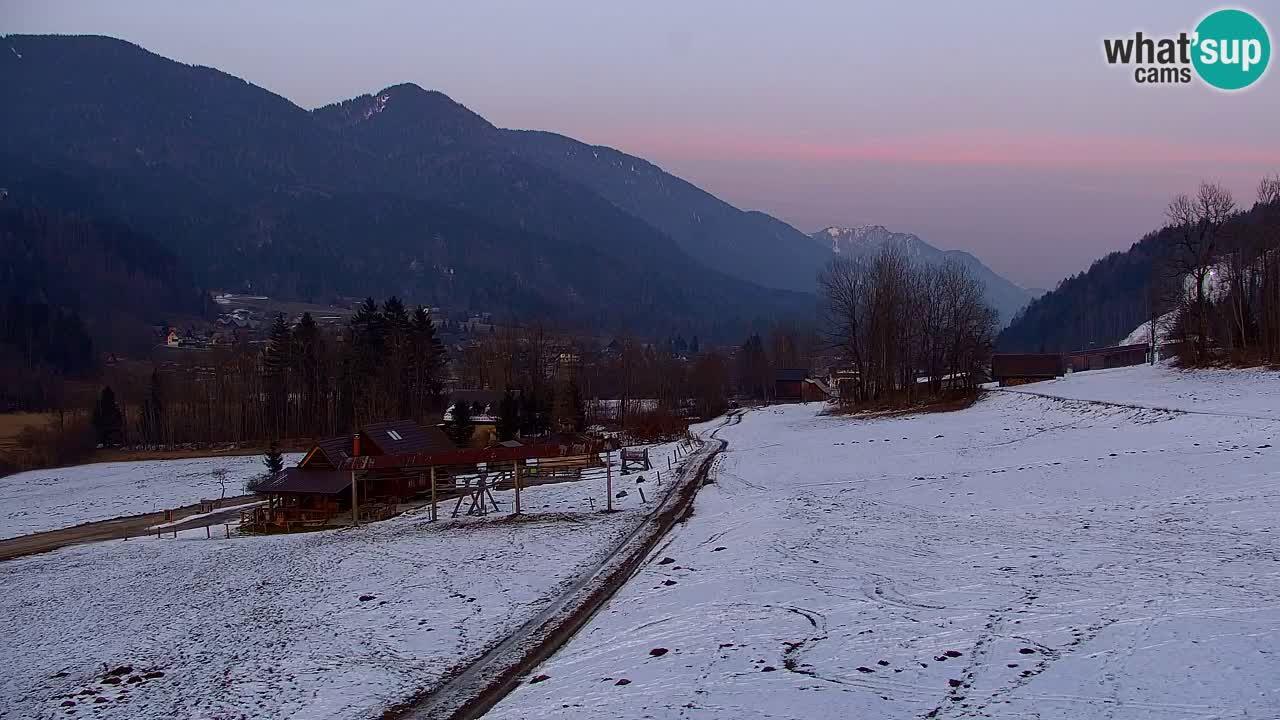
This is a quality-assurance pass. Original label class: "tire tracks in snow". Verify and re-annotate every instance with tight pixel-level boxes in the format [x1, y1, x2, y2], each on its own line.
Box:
[386, 413, 737, 720]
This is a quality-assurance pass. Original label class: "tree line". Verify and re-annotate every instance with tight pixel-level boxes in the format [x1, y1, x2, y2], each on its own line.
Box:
[85, 297, 446, 450]
[1158, 177, 1280, 364]
[818, 246, 997, 405]
[80, 300, 738, 457]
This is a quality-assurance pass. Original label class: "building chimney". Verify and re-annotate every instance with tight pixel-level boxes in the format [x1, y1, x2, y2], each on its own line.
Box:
[352, 433, 360, 458]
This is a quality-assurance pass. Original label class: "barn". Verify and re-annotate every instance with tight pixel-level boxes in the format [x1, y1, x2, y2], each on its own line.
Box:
[774, 369, 828, 403]
[1065, 343, 1149, 372]
[990, 353, 1065, 387]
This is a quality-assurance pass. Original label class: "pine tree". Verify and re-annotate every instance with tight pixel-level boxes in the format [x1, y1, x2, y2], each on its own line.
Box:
[568, 377, 585, 431]
[292, 312, 327, 437]
[141, 370, 165, 446]
[91, 386, 123, 447]
[444, 400, 474, 448]
[409, 307, 446, 420]
[263, 440, 285, 477]
[382, 297, 412, 417]
[552, 375, 586, 432]
[263, 313, 292, 437]
[348, 298, 386, 422]
[496, 387, 520, 441]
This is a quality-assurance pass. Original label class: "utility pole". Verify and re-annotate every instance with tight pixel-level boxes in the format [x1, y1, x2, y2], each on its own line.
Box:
[606, 450, 613, 512]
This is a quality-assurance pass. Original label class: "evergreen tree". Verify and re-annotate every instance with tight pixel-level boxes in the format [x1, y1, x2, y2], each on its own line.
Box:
[263, 313, 292, 436]
[518, 388, 551, 437]
[141, 370, 165, 446]
[444, 400, 474, 448]
[382, 297, 412, 417]
[496, 387, 520, 441]
[409, 306, 446, 419]
[689, 335, 700, 356]
[553, 376, 586, 432]
[263, 440, 285, 478]
[291, 312, 327, 437]
[91, 386, 123, 447]
[348, 297, 386, 422]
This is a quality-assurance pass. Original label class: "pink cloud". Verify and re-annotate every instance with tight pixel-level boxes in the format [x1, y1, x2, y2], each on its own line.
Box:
[609, 128, 1280, 175]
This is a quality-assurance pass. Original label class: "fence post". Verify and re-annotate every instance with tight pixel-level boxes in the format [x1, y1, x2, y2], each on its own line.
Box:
[430, 466, 438, 522]
[513, 461, 522, 515]
[606, 450, 613, 512]
[225, 523, 230, 539]
[206, 526, 211, 539]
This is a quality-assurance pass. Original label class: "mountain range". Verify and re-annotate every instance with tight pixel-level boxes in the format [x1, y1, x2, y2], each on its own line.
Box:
[812, 225, 1035, 325]
[0, 34, 1032, 344]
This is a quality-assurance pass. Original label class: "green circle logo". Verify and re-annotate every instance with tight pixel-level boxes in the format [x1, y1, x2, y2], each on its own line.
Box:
[1193, 9, 1270, 90]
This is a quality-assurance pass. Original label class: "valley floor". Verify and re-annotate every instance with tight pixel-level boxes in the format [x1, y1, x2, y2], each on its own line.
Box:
[488, 365, 1280, 719]
[0, 453, 303, 540]
[0, 442, 686, 720]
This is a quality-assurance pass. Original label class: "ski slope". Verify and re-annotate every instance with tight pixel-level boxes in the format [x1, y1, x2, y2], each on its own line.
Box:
[490, 365, 1280, 719]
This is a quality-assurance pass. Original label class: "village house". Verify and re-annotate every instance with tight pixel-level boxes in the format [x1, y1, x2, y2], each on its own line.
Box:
[245, 419, 454, 531]
[243, 418, 611, 532]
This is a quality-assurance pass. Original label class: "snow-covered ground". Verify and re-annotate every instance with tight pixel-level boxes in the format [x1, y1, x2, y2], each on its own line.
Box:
[490, 365, 1280, 719]
[1010, 363, 1280, 420]
[0, 454, 303, 540]
[0, 441, 688, 719]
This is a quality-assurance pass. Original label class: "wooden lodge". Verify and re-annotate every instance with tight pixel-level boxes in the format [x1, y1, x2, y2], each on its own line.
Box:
[243, 420, 611, 532]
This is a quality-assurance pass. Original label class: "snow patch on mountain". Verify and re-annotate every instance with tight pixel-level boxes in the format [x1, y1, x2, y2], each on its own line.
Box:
[812, 225, 1035, 326]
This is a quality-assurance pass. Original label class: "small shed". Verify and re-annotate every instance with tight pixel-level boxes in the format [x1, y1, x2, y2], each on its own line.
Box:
[774, 368, 826, 403]
[990, 354, 1065, 387]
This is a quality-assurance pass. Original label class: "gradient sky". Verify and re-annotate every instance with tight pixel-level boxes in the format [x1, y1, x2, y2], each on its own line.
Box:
[4, 1, 1278, 288]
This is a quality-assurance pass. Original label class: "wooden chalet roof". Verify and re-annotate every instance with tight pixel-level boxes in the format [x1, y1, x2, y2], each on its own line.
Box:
[250, 468, 352, 495]
[303, 420, 455, 467]
[362, 420, 454, 455]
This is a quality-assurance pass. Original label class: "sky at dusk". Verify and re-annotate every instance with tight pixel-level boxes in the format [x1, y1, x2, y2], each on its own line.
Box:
[4, 0, 1278, 288]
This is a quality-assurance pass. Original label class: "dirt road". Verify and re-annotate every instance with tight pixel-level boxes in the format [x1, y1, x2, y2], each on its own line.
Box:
[0, 494, 257, 561]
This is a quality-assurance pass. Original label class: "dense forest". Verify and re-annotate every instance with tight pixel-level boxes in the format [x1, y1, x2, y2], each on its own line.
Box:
[999, 181, 1280, 355]
[64, 299, 734, 465]
[0, 34, 814, 342]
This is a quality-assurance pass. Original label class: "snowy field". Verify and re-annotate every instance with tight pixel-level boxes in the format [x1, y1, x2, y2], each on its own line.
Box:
[0, 442, 687, 720]
[491, 365, 1280, 719]
[0, 454, 303, 540]
[1007, 363, 1280, 420]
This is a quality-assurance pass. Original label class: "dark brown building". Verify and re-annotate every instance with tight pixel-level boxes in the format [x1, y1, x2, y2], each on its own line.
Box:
[247, 420, 455, 531]
[774, 369, 829, 403]
[990, 354, 1065, 387]
[1065, 344, 1149, 372]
